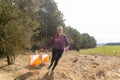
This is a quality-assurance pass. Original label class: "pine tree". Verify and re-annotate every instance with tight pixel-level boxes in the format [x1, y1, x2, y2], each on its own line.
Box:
[0, 0, 39, 65]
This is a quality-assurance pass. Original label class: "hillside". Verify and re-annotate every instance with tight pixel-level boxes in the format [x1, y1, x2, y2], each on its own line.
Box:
[0, 51, 120, 80]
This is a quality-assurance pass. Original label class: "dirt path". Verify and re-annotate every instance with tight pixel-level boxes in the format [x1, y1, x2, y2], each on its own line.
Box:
[0, 51, 120, 80]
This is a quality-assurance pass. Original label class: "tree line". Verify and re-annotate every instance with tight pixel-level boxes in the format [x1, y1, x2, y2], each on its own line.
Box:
[105, 42, 120, 46]
[64, 26, 96, 50]
[0, 0, 96, 65]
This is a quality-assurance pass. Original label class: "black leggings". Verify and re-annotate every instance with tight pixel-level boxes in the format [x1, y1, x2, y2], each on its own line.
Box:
[49, 48, 64, 71]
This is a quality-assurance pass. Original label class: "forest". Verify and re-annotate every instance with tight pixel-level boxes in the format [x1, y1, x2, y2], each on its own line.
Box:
[0, 0, 96, 65]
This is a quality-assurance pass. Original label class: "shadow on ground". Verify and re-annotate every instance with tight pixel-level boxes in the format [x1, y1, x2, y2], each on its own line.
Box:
[37, 71, 54, 80]
[14, 72, 34, 80]
[0, 64, 8, 69]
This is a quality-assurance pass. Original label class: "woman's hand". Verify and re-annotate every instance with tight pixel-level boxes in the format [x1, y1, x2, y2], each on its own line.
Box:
[64, 47, 68, 53]
[41, 48, 44, 52]
[41, 48, 48, 52]
[35, 49, 40, 54]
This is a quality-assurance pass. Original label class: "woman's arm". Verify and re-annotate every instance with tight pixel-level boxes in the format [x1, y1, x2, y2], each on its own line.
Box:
[64, 35, 70, 49]
[43, 35, 55, 50]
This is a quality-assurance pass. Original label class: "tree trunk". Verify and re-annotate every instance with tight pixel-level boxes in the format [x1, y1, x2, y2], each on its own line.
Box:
[7, 55, 15, 65]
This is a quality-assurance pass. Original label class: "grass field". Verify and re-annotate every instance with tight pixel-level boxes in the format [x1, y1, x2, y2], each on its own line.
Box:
[79, 46, 120, 56]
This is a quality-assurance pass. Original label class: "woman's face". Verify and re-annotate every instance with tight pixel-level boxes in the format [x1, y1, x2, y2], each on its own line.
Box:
[57, 27, 63, 35]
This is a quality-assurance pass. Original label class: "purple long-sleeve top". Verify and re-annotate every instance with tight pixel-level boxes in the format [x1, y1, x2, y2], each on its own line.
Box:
[43, 34, 70, 50]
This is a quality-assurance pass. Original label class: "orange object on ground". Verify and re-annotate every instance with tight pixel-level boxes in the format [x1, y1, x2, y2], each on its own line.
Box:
[30, 55, 40, 66]
[42, 54, 49, 63]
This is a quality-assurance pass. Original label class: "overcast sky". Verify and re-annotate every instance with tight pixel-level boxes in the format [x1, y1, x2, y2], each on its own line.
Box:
[54, 0, 120, 43]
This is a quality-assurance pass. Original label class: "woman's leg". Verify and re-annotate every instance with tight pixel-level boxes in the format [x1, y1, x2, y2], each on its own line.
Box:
[48, 48, 57, 69]
[51, 49, 63, 71]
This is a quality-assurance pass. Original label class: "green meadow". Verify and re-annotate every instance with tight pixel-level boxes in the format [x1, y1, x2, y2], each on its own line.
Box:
[80, 46, 120, 56]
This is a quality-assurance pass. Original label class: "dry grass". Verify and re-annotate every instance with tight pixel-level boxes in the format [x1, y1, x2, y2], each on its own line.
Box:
[0, 51, 120, 80]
